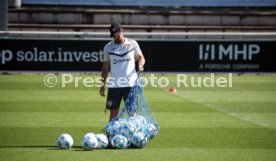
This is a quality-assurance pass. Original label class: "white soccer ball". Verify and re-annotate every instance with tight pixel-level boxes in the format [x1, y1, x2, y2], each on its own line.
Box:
[96, 134, 109, 149]
[120, 121, 137, 139]
[132, 132, 148, 148]
[56, 133, 73, 149]
[147, 123, 159, 140]
[111, 135, 128, 149]
[81, 133, 98, 150]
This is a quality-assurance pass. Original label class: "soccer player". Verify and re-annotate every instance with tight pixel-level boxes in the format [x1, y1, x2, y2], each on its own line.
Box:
[100, 23, 145, 121]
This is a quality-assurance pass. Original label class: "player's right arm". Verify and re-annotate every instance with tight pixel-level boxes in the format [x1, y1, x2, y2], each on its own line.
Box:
[100, 61, 109, 97]
[100, 44, 110, 97]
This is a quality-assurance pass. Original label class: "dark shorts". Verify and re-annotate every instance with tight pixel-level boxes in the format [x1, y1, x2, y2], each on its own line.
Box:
[106, 87, 132, 110]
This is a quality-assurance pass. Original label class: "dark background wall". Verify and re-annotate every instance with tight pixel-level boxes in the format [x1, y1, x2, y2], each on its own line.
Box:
[21, 0, 276, 7]
[0, 38, 275, 73]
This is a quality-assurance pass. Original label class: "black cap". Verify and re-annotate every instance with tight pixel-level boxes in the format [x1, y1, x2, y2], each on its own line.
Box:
[110, 23, 122, 37]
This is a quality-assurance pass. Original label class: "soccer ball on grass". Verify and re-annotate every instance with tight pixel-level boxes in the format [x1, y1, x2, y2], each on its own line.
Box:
[132, 132, 147, 148]
[111, 135, 128, 149]
[56, 133, 73, 149]
[81, 133, 98, 150]
[147, 123, 159, 140]
[96, 134, 109, 149]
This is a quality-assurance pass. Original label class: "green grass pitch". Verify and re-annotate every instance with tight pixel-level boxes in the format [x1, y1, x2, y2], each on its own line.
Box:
[0, 73, 276, 161]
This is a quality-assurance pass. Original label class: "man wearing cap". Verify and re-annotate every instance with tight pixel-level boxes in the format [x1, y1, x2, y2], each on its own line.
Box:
[100, 23, 145, 121]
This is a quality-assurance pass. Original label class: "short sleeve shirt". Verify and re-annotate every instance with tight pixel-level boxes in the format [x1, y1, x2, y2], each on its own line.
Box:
[103, 38, 142, 88]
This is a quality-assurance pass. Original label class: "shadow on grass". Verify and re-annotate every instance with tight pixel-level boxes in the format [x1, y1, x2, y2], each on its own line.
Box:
[71, 146, 119, 152]
[70, 146, 140, 152]
[0, 145, 57, 149]
[0, 145, 142, 151]
[0, 145, 85, 151]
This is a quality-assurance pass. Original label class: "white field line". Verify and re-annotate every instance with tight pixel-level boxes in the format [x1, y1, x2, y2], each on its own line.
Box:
[169, 90, 276, 131]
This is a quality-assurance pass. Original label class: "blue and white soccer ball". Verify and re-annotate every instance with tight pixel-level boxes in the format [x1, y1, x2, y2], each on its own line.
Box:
[111, 135, 128, 149]
[140, 124, 149, 137]
[120, 121, 137, 139]
[56, 133, 73, 149]
[147, 123, 159, 140]
[132, 132, 148, 148]
[118, 118, 127, 125]
[106, 120, 122, 137]
[128, 115, 148, 132]
[96, 134, 109, 149]
[128, 116, 141, 131]
[136, 115, 148, 126]
[81, 133, 98, 150]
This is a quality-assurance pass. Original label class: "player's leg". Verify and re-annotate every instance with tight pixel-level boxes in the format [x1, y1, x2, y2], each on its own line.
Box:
[122, 87, 132, 102]
[122, 87, 138, 116]
[109, 108, 119, 121]
[106, 88, 123, 121]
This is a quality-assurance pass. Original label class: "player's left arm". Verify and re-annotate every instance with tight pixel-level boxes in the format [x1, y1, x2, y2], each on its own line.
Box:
[137, 52, 145, 72]
[133, 40, 145, 71]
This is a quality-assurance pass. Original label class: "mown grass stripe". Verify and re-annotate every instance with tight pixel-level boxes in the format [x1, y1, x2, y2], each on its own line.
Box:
[0, 74, 276, 161]
[0, 112, 262, 128]
[0, 127, 275, 149]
